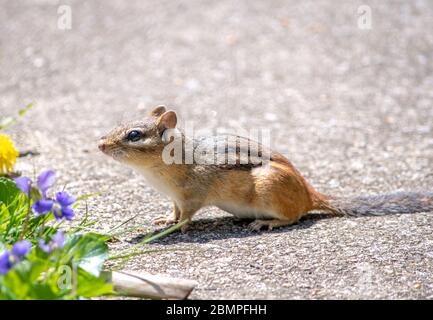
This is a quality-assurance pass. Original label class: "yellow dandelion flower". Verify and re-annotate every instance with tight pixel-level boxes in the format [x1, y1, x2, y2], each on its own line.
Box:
[0, 134, 19, 174]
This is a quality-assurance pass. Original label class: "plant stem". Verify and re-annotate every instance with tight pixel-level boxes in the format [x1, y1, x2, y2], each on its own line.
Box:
[19, 194, 31, 240]
[137, 219, 188, 245]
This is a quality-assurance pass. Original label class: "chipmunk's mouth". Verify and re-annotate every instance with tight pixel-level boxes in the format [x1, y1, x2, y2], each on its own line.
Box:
[110, 149, 127, 161]
[98, 141, 126, 161]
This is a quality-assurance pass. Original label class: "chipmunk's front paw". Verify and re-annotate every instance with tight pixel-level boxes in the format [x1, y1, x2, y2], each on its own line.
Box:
[248, 219, 270, 231]
[152, 215, 178, 226]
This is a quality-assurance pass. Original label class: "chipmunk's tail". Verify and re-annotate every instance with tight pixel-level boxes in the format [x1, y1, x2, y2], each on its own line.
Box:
[320, 191, 433, 216]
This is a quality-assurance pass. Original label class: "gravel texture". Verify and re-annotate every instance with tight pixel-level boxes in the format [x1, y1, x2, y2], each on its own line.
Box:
[1, 0, 432, 299]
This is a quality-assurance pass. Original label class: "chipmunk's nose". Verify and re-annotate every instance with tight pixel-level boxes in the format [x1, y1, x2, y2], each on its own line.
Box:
[98, 139, 107, 152]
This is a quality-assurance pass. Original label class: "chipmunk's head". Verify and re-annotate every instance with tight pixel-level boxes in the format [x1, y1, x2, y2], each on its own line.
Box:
[98, 105, 177, 166]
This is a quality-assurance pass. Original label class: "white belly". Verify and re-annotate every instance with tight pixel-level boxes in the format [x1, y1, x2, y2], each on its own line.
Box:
[217, 202, 280, 219]
[131, 166, 180, 200]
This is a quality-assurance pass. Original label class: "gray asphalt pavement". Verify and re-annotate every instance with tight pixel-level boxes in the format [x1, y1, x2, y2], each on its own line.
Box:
[1, 0, 432, 299]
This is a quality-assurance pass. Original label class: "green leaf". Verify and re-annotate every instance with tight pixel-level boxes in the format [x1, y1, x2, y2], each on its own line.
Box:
[0, 117, 15, 130]
[62, 233, 109, 277]
[75, 267, 112, 297]
[0, 103, 34, 130]
[0, 178, 20, 207]
[18, 103, 33, 116]
[0, 234, 113, 299]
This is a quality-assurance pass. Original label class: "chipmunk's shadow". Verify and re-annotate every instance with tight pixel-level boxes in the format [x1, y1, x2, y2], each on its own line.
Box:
[128, 213, 334, 245]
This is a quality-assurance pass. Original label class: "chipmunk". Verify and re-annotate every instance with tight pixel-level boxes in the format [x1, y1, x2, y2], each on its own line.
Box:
[98, 105, 433, 232]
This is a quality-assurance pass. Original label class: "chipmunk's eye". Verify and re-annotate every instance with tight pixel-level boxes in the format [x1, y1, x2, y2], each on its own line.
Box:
[127, 130, 142, 142]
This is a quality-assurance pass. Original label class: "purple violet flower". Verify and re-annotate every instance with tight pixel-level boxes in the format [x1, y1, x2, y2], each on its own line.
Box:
[39, 231, 65, 253]
[11, 240, 32, 259]
[38, 240, 51, 253]
[55, 192, 76, 207]
[0, 251, 12, 275]
[52, 231, 65, 249]
[15, 170, 56, 198]
[53, 207, 74, 221]
[0, 241, 33, 275]
[14, 176, 32, 194]
[37, 170, 56, 198]
[32, 199, 54, 216]
[13, 170, 76, 221]
[53, 192, 76, 221]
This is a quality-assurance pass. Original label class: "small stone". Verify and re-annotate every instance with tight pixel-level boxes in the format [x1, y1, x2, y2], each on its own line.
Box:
[33, 57, 45, 68]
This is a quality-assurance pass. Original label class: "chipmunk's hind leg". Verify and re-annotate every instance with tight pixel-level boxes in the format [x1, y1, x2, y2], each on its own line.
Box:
[249, 218, 299, 231]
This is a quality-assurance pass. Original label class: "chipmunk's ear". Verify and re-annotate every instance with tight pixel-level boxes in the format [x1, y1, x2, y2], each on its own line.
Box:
[149, 105, 167, 117]
[157, 111, 177, 131]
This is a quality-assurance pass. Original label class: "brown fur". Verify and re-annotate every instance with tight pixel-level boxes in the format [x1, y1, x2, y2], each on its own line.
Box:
[99, 106, 433, 232]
